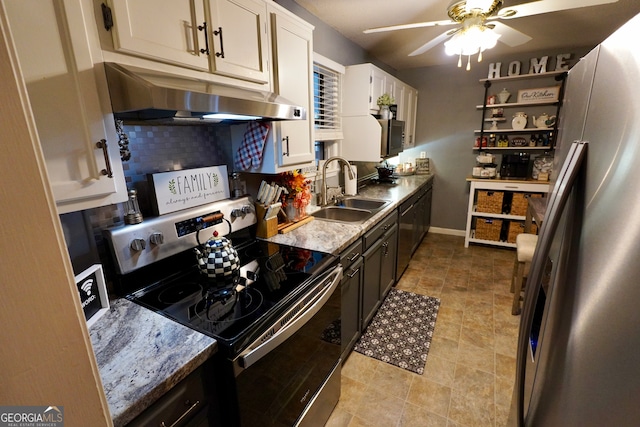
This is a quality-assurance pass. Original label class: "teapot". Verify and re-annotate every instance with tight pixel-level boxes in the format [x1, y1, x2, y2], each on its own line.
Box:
[194, 236, 240, 280]
[533, 113, 556, 128]
[511, 112, 528, 130]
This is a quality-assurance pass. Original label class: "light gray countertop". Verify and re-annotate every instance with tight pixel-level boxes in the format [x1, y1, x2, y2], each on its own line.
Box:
[89, 298, 217, 427]
[264, 174, 434, 254]
[89, 174, 433, 426]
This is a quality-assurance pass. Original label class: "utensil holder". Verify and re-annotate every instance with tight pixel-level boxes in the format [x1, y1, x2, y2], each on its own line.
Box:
[255, 204, 278, 238]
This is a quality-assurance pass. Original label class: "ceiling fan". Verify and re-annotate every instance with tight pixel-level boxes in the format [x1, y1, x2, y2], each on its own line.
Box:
[364, 0, 619, 68]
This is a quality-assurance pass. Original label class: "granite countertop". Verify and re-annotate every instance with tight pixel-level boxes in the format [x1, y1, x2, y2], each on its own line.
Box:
[264, 174, 434, 254]
[89, 298, 217, 427]
[89, 174, 433, 426]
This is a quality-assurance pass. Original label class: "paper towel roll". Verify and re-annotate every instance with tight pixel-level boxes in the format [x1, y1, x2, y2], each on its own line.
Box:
[344, 165, 357, 195]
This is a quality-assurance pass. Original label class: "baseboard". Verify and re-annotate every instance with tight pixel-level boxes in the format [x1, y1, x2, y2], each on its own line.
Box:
[429, 227, 466, 237]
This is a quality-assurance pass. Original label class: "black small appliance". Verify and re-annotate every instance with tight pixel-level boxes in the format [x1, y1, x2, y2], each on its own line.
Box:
[500, 153, 530, 179]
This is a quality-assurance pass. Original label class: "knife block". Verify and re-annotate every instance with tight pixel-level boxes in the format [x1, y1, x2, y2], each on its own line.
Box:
[255, 204, 278, 238]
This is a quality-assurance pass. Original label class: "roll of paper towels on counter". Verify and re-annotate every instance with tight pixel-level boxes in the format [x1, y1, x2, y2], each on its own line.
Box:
[344, 165, 357, 195]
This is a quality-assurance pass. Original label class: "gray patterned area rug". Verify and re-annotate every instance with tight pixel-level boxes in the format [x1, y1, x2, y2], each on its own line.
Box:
[354, 289, 440, 375]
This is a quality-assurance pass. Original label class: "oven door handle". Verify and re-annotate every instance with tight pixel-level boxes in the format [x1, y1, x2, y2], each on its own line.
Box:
[234, 265, 343, 373]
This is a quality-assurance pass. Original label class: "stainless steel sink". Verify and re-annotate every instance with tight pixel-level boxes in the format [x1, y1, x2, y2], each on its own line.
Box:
[312, 206, 372, 223]
[337, 197, 389, 211]
[312, 197, 390, 223]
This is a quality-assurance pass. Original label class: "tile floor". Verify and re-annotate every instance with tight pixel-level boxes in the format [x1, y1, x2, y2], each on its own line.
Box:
[326, 233, 521, 427]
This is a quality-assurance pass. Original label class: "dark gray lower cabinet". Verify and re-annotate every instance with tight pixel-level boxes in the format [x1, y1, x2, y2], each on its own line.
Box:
[362, 238, 383, 329]
[340, 239, 363, 361]
[126, 363, 214, 427]
[380, 223, 398, 300]
[341, 257, 362, 360]
[361, 211, 398, 330]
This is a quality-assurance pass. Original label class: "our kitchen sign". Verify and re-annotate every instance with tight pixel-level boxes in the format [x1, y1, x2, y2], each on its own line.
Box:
[149, 165, 230, 215]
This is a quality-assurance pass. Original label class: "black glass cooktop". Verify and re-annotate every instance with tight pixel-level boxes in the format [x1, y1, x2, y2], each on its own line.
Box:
[125, 240, 337, 355]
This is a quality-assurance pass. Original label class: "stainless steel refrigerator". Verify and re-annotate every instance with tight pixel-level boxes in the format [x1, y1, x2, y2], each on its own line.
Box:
[509, 12, 640, 426]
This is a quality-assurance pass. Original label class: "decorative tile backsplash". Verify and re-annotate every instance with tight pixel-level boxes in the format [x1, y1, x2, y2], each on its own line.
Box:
[62, 123, 234, 277]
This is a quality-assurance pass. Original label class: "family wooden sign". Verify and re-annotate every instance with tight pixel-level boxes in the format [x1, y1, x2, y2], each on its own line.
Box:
[487, 53, 572, 79]
[149, 165, 230, 215]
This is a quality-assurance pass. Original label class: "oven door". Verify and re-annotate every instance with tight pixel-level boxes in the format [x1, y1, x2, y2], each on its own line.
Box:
[232, 264, 342, 426]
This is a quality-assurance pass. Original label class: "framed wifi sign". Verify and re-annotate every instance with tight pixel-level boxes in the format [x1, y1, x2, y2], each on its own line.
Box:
[75, 264, 109, 327]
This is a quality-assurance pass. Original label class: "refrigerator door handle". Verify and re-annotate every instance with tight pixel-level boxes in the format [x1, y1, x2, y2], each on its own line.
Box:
[514, 140, 588, 427]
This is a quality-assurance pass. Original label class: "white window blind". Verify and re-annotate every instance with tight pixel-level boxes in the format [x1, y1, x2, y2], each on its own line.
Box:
[313, 61, 343, 141]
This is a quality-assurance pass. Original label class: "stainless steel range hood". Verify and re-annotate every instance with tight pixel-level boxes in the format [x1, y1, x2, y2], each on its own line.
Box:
[103, 62, 306, 123]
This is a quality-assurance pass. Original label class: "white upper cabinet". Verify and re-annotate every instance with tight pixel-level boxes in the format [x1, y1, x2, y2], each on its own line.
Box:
[107, 0, 210, 71]
[402, 85, 418, 148]
[270, 7, 314, 167]
[208, 0, 269, 84]
[105, 0, 269, 84]
[4, 0, 127, 214]
[229, 4, 314, 173]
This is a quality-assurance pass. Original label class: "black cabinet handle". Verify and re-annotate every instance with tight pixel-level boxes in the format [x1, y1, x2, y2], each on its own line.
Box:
[347, 252, 361, 262]
[213, 26, 225, 58]
[347, 267, 360, 278]
[160, 399, 200, 427]
[197, 22, 209, 55]
[282, 136, 290, 156]
[96, 139, 113, 178]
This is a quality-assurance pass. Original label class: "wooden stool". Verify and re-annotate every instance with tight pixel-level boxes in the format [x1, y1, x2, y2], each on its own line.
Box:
[511, 233, 538, 315]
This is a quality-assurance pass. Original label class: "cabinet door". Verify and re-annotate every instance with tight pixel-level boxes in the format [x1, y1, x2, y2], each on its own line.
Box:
[341, 257, 362, 359]
[5, 0, 127, 214]
[208, 0, 269, 84]
[362, 239, 382, 330]
[403, 87, 417, 148]
[270, 11, 314, 167]
[370, 67, 386, 111]
[108, 0, 210, 71]
[380, 224, 398, 300]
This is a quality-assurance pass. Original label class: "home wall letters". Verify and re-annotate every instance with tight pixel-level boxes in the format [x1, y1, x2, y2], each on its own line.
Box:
[487, 53, 572, 79]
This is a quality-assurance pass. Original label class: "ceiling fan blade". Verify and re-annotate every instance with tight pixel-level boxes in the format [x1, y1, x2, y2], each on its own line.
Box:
[497, 0, 619, 19]
[491, 21, 532, 46]
[364, 19, 455, 34]
[408, 29, 460, 57]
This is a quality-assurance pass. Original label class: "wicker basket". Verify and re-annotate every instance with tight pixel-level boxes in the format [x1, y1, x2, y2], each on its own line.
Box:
[507, 221, 538, 243]
[476, 190, 504, 214]
[475, 218, 503, 241]
[510, 192, 542, 216]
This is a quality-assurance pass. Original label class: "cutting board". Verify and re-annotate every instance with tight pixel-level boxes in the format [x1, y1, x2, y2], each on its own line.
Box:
[278, 216, 314, 234]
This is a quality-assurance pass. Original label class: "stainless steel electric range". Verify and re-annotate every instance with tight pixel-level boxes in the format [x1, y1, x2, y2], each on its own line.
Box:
[103, 196, 342, 427]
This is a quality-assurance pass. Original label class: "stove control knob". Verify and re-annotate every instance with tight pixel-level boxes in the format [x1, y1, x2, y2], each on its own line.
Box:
[242, 205, 253, 215]
[130, 238, 146, 252]
[149, 232, 164, 245]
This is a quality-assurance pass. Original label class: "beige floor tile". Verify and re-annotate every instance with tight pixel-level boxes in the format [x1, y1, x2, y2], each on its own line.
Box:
[399, 402, 448, 427]
[336, 375, 368, 414]
[460, 323, 495, 350]
[495, 352, 516, 380]
[495, 373, 515, 408]
[342, 352, 379, 383]
[422, 354, 456, 387]
[433, 319, 461, 342]
[406, 376, 452, 418]
[325, 406, 353, 427]
[448, 390, 495, 427]
[369, 362, 414, 400]
[428, 336, 460, 361]
[456, 341, 495, 374]
[437, 305, 464, 325]
[353, 387, 405, 427]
